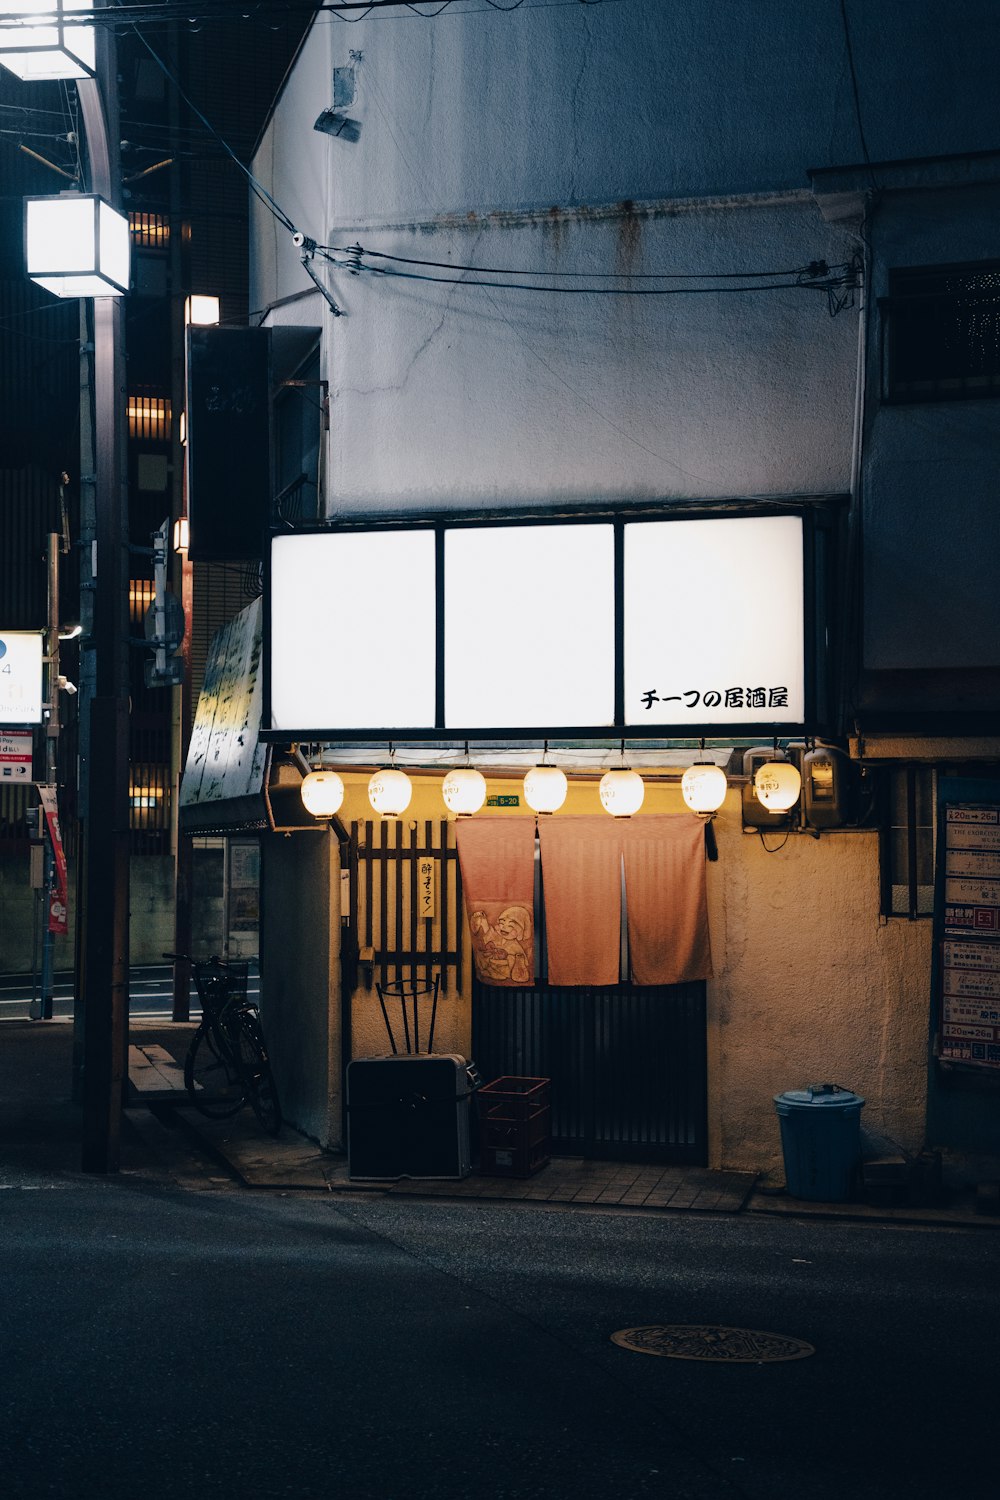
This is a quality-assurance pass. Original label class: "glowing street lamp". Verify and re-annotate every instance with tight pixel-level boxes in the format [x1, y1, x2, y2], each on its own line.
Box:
[0, 0, 95, 81]
[25, 193, 130, 298]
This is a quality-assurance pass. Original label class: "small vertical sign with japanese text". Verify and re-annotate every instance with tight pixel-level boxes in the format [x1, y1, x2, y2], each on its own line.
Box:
[939, 804, 1000, 1068]
[417, 856, 437, 921]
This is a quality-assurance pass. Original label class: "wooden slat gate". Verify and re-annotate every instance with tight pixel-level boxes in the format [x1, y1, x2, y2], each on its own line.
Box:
[472, 980, 708, 1165]
[344, 816, 463, 1003]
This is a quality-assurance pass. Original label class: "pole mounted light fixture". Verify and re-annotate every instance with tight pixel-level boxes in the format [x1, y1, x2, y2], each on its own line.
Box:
[25, 193, 130, 298]
[184, 293, 220, 327]
[0, 0, 95, 80]
[8, 0, 132, 1171]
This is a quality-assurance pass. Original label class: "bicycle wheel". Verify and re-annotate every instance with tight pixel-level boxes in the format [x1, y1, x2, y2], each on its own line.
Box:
[184, 1021, 247, 1118]
[235, 1012, 282, 1136]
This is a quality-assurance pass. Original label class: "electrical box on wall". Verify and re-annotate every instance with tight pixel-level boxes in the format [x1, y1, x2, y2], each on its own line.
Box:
[802, 744, 855, 829]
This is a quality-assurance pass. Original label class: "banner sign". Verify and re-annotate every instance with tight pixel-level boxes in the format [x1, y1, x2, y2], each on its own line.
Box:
[36, 784, 68, 935]
[0, 632, 43, 726]
[939, 804, 1000, 1068]
[267, 513, 807, 738]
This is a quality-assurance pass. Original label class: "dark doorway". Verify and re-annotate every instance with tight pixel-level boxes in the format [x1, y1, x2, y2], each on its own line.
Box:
[472, 980, 707, 1164]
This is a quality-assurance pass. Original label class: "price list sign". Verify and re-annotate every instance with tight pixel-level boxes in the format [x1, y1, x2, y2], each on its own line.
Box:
[941, 805, 1000, 1068]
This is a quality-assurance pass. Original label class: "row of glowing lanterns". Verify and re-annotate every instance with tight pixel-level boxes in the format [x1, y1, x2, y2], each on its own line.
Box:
[300, 757, 803, 820]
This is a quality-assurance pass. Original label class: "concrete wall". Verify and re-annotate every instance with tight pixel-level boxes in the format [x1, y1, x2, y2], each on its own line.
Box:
[0, 849, 229, 974]
[251, 1, 999, 519]
[862, 180, 1000, 681]
[259, 829, 342, 1147]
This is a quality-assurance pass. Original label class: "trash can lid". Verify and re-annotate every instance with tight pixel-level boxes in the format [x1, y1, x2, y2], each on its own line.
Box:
[774, 1083, 865, 1109]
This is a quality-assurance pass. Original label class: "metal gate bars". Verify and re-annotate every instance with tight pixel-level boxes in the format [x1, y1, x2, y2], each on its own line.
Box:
[472, 980, 708, 1165]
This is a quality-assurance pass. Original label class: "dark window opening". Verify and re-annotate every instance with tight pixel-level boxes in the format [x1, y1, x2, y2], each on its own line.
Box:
[883, 262, 1000, 403]
[880, 765, 935, 918]
[274, 346, 322, 525]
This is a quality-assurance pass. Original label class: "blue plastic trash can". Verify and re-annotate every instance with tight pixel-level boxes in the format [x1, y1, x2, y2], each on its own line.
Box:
[773, 1084, 865, 1202]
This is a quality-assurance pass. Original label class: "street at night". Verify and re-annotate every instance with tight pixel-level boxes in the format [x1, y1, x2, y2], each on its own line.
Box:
[2, 1171, 997, 1500]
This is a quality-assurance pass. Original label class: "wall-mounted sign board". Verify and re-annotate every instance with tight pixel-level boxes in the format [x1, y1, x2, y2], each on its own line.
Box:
[935, 800, 1000, 1070]
[0, 632, 43, 726]
[265, 512, 808, 740]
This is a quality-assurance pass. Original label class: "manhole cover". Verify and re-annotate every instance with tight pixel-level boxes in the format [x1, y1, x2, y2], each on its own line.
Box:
[611, 1324, 815, 1363]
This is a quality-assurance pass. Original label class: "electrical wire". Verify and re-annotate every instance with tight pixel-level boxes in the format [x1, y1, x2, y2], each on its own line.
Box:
[127, 24, 299, 235]
[838, 0, 878, 191]
[321, 251, 857, 300]
[0, 0, 553, 26]
[322, 245, 829, 282]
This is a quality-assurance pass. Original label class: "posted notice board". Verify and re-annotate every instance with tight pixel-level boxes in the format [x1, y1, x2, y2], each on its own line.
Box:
[937, 801, 1000, 1070]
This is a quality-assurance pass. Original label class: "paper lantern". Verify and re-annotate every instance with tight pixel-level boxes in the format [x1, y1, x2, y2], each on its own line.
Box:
[599, 768, 644, 817]
[442, 767, 486, 816]
[300, 770, 345, 818]
[681, 762, 727, 814]
[368, 767, 412, 817]
[753, 759, 801, 812]
[523, 765, 567, 814]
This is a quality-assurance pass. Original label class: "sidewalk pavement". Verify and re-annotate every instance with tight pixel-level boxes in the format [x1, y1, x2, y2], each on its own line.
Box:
[4, 1016, 999, 1230]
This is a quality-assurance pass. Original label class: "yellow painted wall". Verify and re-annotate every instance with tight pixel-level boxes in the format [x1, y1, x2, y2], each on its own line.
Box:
[299, 772, 932, 1168]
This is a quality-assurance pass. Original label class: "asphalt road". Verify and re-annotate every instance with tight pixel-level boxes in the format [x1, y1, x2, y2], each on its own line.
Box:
[0, 1176, 995, 1500]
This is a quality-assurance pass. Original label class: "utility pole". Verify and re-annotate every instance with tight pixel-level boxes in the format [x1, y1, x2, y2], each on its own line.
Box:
[39, 531, 61, 1020]
[76, 13, 131, 1174]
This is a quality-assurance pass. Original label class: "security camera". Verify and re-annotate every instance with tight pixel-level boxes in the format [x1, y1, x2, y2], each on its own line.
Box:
[56, 676, 77, 696]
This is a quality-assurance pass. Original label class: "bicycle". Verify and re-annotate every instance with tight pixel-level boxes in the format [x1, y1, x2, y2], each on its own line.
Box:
[165, 953, 282, 1136]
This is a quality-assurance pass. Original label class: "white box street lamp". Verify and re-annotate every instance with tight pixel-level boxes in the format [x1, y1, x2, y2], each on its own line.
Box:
[25, 193, 130, 298]
[0, 0, 95, 81]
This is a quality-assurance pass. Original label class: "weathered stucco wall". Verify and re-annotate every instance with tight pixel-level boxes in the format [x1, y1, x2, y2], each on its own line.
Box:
[708, 808, 931, 1173]
[260, 829, 341, 1147]
[330, 775, 931, 1173]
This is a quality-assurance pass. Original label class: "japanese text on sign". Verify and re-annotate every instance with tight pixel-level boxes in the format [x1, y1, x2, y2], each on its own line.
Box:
[941, 805, 1000, 1068]
[640, 686, 789, 713]
[417, 857, 437, 921]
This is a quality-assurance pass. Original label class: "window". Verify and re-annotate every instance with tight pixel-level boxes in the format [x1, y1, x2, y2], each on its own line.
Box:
[128, 392, 171, 442]
[881, 765, 935, 918]
[884, 262, 1000, 403]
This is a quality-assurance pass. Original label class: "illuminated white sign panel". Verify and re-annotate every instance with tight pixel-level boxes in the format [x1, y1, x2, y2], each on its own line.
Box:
[624, 515, 804, 725]
[0, 631, 44, 726]
[445, 524, 615, 729]
[269, 530, 436, 731]
[267, 514, 806, 735]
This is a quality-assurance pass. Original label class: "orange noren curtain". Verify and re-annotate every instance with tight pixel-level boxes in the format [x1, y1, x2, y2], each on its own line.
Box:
[455, 818, 535, 986]
[537, 816, 624, 986]
[621, 813, 713, 985]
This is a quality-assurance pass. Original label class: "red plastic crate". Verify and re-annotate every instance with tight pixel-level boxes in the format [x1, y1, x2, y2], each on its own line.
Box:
[477, 1077, 551, 1178]
[476, 1076, 550, 1117]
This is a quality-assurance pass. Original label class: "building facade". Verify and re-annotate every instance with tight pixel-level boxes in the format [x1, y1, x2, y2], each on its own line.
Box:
[234, 1, 1000, 1179]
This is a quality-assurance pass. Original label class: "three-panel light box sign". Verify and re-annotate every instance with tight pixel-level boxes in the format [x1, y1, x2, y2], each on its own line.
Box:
[264, 514, 809, 741]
